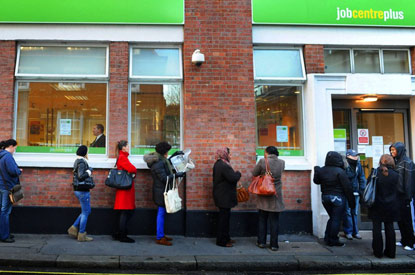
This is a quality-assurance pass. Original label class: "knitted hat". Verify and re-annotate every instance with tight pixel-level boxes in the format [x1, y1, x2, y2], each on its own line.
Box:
[76, 145, 88, 157]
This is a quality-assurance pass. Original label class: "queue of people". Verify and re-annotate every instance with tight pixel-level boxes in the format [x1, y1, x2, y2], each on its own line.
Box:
[1, 136, 415, 257]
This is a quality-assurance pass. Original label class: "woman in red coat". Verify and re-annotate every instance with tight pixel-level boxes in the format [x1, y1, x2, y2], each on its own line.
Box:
[112, 140, 137, 243]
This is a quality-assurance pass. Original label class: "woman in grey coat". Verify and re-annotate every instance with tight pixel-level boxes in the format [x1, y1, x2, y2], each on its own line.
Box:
[252, 146, 285, 251]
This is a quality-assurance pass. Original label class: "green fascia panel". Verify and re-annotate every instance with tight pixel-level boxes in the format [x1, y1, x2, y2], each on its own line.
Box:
[0, 0, 184, 24]
[17, 146, 105, 154]
[256, 149, 304, 157]
[252, 0, 415, 27]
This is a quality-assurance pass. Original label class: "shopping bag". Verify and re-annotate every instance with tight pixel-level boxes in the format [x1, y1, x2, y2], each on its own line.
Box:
[164, 176, 182, 213]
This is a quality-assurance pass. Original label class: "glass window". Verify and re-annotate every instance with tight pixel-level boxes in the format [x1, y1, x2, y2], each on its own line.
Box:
[131, 48, 181, 78]
[383, 50, 410, 74]
[255, 85, 303, 156]
[324, 49, 351, 73]
[130, 84, 181, 155]
[353, 50, 380, 73]
[17, 46, 107, 76]
[16, 82, 107, 154]
[254, 49, 304, 79]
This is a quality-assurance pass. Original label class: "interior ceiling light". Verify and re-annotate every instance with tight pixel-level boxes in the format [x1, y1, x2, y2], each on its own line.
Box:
[362, 96, 378, 102]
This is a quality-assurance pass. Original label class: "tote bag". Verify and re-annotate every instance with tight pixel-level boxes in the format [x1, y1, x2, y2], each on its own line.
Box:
[248, 157, 276, 196]
[363, 168, 377, 207]
[105, 169, 133, 190]
[164, 176, 182, 213]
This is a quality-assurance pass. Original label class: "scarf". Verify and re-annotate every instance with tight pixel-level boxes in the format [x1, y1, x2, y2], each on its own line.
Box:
[215, 147, 231, 167]
[158, 153, 173, 174]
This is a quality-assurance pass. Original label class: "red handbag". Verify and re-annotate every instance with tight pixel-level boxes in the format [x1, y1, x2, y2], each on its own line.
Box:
[248, 156, 276, 196]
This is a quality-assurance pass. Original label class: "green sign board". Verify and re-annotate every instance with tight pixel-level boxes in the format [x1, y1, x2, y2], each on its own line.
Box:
[333, 129, 347, 140]
[0, 0, 184, 24]
[252, 0, 415, 27]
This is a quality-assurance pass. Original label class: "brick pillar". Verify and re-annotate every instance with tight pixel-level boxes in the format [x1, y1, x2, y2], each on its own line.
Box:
[183, 0, 256, 210]
[0, 41, 16, 140]
[304, 45, 325, 74]
[108, 42, 129, 157]
[411, 47, 415, 75]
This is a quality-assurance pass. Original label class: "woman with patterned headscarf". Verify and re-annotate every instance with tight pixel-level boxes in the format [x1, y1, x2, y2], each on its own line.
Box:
[212, 147, 241, 247]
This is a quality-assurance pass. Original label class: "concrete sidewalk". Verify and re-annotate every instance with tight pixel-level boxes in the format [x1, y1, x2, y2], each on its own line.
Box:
[0, 232, 415, 272]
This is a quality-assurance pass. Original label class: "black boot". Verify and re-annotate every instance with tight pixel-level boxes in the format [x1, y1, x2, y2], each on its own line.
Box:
[119, 233, 135, 243]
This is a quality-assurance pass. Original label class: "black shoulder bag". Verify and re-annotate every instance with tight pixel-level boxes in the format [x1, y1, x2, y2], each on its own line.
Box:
[105, 158, 133, 190]
[0, 155, 24, 204]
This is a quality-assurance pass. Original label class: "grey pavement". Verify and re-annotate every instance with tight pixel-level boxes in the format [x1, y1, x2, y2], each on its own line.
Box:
[0, 231, 415, 272]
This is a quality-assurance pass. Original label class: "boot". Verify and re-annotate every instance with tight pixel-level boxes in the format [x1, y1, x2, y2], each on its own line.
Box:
[77, 232, 93, 242]
[67, 225, 78, 239]
[156, 237, 172, 246]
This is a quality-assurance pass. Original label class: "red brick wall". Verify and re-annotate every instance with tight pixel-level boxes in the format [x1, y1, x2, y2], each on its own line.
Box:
[108, 42, 129, 158]
[0, 41, 16, 140]
[304, 45, 325, 74]
[183, 0, 257, 211]
[411, 47, 415, 75]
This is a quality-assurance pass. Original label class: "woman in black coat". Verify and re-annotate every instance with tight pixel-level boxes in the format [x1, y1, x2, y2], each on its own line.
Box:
[212, 147, 241, 247]
[368, 154, 403, 258]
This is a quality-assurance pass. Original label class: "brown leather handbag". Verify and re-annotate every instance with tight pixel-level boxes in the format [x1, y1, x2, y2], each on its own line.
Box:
[237, 185, 249, 202]
[248, 156, 276, 196]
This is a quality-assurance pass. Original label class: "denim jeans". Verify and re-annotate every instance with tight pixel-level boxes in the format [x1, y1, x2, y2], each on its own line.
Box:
[0, 189, 12, 240]
[322, 194, 346, 245]
[257, 210, 280, 248]
[156, 206, 166, 240]
[73, 191, 91, 233]
[343, 195, 360, 235]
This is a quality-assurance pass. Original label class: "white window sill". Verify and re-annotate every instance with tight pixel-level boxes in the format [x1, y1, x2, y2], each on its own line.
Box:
[256, 156, 312, 171]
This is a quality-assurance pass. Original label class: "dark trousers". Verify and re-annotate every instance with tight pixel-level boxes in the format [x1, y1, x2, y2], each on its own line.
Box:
[115, 210, 134, 236]
[398, 202, 415, 247]
[216, 208, 231, 246]
[322, 194, 346, 245]
[372, 220, 395, 258]
[257, 210, 280, 248]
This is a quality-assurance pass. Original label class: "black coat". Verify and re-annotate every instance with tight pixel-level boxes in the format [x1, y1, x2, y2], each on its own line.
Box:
[72, 158, 94, 191]
[90, 134, 106, 148]
[144, 153, 174, 207]
[368, 167, 403, 222]
[313, 151, 355, 209]
[212, 159, 241, 209]
[391, 142, 415, 201]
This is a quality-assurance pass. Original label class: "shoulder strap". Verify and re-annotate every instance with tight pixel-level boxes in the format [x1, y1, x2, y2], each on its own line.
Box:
[264, 156, 271, 175]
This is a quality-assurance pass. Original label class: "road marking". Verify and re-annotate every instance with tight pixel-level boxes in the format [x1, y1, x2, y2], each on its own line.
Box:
[0, 271, 170, 275]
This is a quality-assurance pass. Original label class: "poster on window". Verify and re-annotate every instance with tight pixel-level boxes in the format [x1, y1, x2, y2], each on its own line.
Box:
[60, 119, 72, 136]
[276, 126, 288, 142]
[358, 129, 369, 144]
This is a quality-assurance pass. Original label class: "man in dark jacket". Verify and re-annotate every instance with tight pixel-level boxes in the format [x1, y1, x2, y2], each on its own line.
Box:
[390, 142, 415, 251]
[314, 151, 355, 247]
[342, 149, 366, 240]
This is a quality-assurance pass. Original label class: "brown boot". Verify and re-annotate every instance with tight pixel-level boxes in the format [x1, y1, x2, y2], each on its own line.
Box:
[77, 232, 93, 242]
[156, 237, 172, 246]
[67, 225, 78, 239]
[164, 236, 173, 241]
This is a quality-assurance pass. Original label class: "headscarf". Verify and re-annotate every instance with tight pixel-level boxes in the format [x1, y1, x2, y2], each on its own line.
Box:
[216, 147, 231, 166]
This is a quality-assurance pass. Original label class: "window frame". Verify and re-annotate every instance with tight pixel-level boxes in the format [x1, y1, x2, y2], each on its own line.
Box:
[254, 82, 306, 159]
[129, 45, 183, 81]
[13, 79, 110, 157]
[15, 43, 109, 79]
[128, 81, 184, 157]
[324, 47, 411, 74]
[253, 47, 306, 82]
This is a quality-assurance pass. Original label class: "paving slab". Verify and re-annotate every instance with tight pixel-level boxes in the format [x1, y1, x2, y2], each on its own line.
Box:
[0, 253, 56, 267]
[296, 255, 372, 271]
[56, 255, 119, 269]
[120, 255, 196, 271]
[196, 255, 299, 271]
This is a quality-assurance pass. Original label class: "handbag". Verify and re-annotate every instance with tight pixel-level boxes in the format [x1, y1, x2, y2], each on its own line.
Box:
[363, 168, 377, 207]
[0, 159, 23, 205]
[248, 156, 276, 196]
[237, 185, 250, 202]
[105, 158, 133, 190]
[164, 176, 182, 213]
[73, 159, 95, 190]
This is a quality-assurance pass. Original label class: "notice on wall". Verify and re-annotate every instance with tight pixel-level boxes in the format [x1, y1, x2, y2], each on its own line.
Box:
[357, 145, 366, 154]
[60, 119, 72, 136]
[276, 126, 288, 142]
[358, 129, 369, 144]
[365, 145, 373, 158]
[384, 145, 391, 154]
[372, 144, 384, 168]
[372, 136, 383, 145]
[333, 128, 347, 154]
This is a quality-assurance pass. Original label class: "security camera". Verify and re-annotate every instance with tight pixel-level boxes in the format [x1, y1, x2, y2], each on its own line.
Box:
[192, 49, 205, 66]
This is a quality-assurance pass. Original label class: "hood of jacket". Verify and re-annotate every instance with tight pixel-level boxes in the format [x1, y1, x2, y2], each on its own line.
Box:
[324, 151, 344, 168]
[143, 152, 160, 168]
[391, 142, 406, 162]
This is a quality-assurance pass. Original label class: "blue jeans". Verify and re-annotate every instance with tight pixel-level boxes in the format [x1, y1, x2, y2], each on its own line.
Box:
[156, 206, 166, 240]
[322, 194, 346, 245]
[73, 191, 91, 233]
[343, 195, 359, 235]
[0, 189, 12, 240]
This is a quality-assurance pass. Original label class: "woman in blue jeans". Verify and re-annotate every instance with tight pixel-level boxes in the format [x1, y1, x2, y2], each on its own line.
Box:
[313, 151, 355, 247]
[67, 145, 94, 242]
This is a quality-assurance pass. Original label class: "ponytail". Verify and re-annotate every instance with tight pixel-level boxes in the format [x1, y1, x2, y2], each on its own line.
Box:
[0, 139, 17, 150]
[115, 140, 128, 158]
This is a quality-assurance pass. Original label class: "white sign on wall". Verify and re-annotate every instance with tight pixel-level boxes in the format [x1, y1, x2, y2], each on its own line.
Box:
[276, 126, 288, 142]
[60, 119, 72, 136]
[358, 129, 369, 144]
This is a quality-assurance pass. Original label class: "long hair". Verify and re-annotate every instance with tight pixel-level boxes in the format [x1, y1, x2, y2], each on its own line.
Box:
[0, 139, 17, 150]
[115, 140, 128, 158]
[379, 154, 395, 176]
